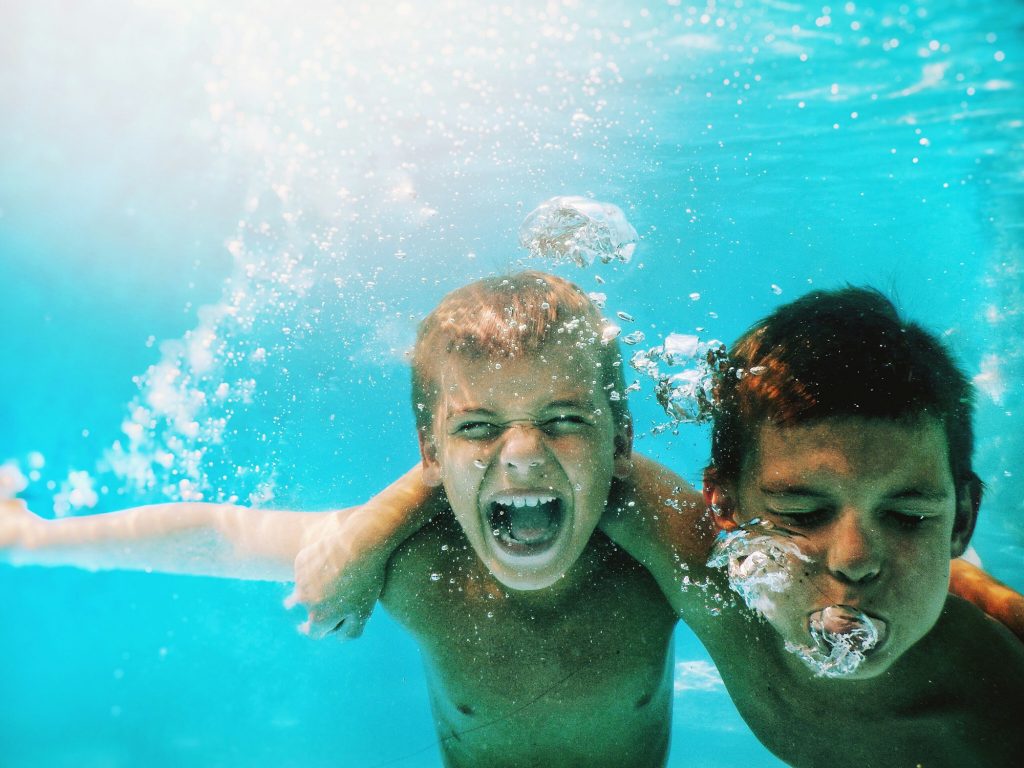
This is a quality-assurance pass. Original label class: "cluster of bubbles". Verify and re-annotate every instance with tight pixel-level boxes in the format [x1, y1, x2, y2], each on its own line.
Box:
[519, 196, 637, 268]
[785, 605, 881, 679]
[707, 519, 879, 678]
[629, 333, 728, 429]
[706, 519, 809, 621]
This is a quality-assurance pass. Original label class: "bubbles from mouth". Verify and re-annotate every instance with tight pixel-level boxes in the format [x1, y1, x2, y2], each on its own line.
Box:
[706, 519, 810, 619]
[785, 605, 881, 678]
[489, 499, 563, 554]
[707, 521, 883, 678]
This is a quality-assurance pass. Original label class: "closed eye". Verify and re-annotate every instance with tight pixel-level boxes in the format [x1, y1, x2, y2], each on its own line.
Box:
[452, 421, 502, 440]
[885, 510, 930, 530]
[770, 508, 831, 529]
[539, 414, 591, 436]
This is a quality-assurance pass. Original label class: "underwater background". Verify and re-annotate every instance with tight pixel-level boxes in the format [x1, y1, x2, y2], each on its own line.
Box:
[1, 1, 1021, 765]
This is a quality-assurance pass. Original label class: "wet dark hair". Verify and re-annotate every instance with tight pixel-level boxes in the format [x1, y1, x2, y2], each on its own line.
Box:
[410, 271, 629, 439]
[710, 286, 979, 498]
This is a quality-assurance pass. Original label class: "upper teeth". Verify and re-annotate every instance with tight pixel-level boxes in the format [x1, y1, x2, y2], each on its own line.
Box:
[496, 494, 556, 508]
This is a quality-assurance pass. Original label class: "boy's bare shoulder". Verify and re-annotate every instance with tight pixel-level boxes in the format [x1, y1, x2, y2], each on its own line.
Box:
[929, 594, 1024, 679]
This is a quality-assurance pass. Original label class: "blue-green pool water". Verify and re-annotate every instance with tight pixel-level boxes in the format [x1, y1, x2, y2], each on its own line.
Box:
[1, 1, 1021, 765]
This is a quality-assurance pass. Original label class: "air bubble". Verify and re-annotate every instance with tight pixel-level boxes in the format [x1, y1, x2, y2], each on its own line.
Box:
[785, 605, 880, 678]
[519, 196, 638, 267]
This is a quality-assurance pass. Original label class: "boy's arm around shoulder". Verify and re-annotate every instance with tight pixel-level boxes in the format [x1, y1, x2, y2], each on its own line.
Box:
[949, 558, 1024, 642]
[599, 454, 720, 621]
[287, 465, 446, 639]
[0, 496, 326, 582]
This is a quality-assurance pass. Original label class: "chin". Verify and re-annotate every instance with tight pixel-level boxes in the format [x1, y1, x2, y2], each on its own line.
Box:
[484, 544, 575, 591]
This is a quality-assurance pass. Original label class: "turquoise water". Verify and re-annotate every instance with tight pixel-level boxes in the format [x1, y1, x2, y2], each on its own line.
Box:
[1, 1, 1021, 765]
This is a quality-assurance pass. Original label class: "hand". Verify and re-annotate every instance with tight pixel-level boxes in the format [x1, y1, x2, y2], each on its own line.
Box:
[284, 507, 389, 640]
[0, 499, 43, 550]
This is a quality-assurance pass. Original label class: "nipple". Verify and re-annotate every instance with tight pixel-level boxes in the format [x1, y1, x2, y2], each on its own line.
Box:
[785, 604, 882, 678]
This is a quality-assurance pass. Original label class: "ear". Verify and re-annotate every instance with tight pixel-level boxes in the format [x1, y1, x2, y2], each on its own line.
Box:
[702, 466, 739, 532]
[417, 428, 443, 488]
[612, 418, 634, 480]
[950, 473, 982, 558]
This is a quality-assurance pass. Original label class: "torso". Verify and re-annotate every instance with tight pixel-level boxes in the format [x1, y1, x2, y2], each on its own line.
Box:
[698, 594, 1024, 768]
[381, 512, 678, 768]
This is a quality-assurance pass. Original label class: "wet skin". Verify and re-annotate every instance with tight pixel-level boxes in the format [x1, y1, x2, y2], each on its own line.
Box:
[417, 343, 631, 591]
[691, 417, 1024, 767]
[729, 417, 968, 679]
[381, 342, 676, 767]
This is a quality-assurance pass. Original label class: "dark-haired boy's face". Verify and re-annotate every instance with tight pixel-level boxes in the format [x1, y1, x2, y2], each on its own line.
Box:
[419, 342, 630, 591]
[721, 416, 972, 679]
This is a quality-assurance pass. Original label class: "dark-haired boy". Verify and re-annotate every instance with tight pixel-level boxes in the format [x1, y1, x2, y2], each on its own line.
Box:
[293, 281, 1024, 767]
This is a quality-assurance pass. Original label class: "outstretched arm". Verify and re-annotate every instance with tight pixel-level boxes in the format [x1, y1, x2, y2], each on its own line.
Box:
[950, 558, 1024, 642]
[599, 454, 720, 621]
[0, 497, 325, 582]
[286, 465, 446, 639]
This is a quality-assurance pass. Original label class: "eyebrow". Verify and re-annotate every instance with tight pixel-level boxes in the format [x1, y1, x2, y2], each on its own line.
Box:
[759, 484, 951, 502]
[759, 484, 829, 498]
[445, 398, 598, 420]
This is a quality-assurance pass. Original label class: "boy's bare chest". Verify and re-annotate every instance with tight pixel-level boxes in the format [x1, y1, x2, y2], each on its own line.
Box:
[381, 518, 678, 767]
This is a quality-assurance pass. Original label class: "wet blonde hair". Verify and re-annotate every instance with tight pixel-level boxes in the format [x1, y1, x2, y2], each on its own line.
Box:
[410, 271, 629, 437]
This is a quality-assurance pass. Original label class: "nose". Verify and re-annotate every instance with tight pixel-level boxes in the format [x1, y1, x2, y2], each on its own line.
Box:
[826, 511, 882, 586]
[500, 422, 548, 473]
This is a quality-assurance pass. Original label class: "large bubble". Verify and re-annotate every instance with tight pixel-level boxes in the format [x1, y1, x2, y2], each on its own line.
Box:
[518, 195, 638, 267]
[706, 519, 810, 620]
[785, 605, 881, 678]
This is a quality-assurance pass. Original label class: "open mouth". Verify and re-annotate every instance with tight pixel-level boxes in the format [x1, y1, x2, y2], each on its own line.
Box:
[487, 492, 566, 557]
[808, 606, 888, 655]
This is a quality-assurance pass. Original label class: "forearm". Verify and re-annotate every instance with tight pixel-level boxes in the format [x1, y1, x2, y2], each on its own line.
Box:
[600, 454, 717, 611]
[7, 503, 322, 581]
[950, 558, 1024, 641]
[312, 465, 443, 563]
[287, 465, 445, 637]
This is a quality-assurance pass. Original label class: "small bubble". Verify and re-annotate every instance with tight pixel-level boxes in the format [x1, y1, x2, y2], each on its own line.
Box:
[771, 284, 783, 295]
[429, 572, 441, 582]
[616, 311, 634, 322]
[473, 459, 486, 469]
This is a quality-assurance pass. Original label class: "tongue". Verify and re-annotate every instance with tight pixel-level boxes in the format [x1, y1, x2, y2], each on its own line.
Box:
[509, 503, 557, 544]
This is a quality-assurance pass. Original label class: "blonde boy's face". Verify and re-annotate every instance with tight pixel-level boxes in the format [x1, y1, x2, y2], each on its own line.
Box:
[726, 416, 968, 679]
[419, 341, 630, 591]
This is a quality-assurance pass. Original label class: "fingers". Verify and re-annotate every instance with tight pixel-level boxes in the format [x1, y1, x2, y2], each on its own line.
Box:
[291, 602, 370, 641]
